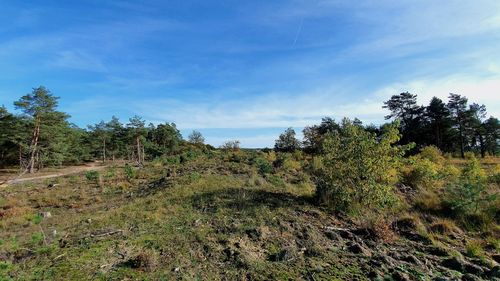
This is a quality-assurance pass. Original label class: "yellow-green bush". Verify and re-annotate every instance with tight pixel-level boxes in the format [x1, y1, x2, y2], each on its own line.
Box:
[419, 146, 445, 165]
[402, 157, 440, 189]
[445, 155, 497, 223]
[315, 119, 409, 213]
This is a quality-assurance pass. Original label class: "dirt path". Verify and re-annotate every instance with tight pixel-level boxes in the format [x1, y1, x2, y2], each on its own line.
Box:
[1, 162, 108, 185]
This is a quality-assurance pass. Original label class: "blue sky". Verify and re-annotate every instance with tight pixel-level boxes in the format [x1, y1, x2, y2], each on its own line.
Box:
[1, 0, 499, 147]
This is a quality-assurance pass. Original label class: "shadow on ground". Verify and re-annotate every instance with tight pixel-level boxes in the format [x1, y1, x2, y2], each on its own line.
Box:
[189, 188, 315, 214]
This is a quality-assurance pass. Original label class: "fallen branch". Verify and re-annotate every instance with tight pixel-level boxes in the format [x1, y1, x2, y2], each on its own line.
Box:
[53, 253, 66, 261]
[89, 229, 124, 238]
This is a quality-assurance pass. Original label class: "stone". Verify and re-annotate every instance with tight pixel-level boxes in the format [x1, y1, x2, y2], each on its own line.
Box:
[392, 271, 411, 281]
[442, 257, 465, 272]
[489, 266, 500, 278]
[464, 262, 484, 275]
[492, 254, 500, 263]
[427, 246, 449, 257]
[461, 273, 480, 281]
[347, 243, 371, 256]
[40, 211, 52, 218]
[401, 254, 422, 266]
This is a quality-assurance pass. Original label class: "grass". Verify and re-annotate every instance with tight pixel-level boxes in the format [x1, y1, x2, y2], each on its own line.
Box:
[0, 154, 499, 280]
[0, 157, 370, 280]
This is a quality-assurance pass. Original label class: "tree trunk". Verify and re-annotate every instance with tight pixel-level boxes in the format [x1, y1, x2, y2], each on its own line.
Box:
[478, 134, 485, 158]
[103, 139, 106, 163]
[29, 118, 41, 173]
[136, 136, 141, 165]
[18, 145, 22, 169]
[458, 123, 465, 158]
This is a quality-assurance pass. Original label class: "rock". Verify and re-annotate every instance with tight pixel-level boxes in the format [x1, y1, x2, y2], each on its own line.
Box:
[40, 211, 52, 218]
[245, 228, 261, 240]
[401, 254, 422, 266]
[269, 248, 293, 262]
[391, 217, 418, 233]
[324, 230, 341, 241]
[464, 262, 484, 275]
[403, 232, 432, 244]
[442, 257, 465, 272]
[371, 254, 397, 268]
[392, 271, 411, 281]
[347, 243, 371, 256]
[338, 229, 355, 240]
[432, 277, 448, 281]
[489, 266, 500, 278]
[492, 254, 500, 263]
[462, 273, 480, 281]
[427, 246, 449, 257]
[172, 267, 180, 272]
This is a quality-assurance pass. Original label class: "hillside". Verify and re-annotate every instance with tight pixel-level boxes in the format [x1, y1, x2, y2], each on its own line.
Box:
[1, 149, 499, 280]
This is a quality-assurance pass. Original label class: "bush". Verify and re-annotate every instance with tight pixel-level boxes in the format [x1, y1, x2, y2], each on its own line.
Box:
[402, 157, 440, 189]
[419, 146, 445, 165]
[85, 170, 100, 183]
[124, 164, 136, 181]
[315, 119, 409, 213]
[445, 156, 496, 216]
[255, 158, 273, 174]
[273, 153, 301, 172]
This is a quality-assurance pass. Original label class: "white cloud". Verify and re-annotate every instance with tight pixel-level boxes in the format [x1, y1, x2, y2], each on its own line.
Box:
[130, 74, 500, 132]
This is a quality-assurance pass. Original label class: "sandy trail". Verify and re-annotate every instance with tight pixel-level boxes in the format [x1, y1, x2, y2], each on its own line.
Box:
[0, 162, 108, 185]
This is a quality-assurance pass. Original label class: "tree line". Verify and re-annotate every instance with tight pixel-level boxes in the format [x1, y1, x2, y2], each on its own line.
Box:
[275, 93, 499, 157]
[1, 87, 499, 173]
[0, 87, 201, 172]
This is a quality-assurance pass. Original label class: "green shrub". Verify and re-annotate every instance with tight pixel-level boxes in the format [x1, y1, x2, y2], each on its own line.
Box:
[402, 157, 440, 189]
[124, 164, 136, 181]
[419, 146, 445, 165]
[85, 170, 100, 183]
[255, 158, 273, 174]
[163, 155, 181, 165]
[446, 156, 496, 216]
[315, 119, 409, 213]
[274, 153, 301, 172]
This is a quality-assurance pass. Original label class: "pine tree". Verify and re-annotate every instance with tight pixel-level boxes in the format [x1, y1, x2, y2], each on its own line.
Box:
[14, 87, 60, 173]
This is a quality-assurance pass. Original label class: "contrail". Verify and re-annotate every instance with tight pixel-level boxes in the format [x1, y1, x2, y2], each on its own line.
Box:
[293, 18, 304, 46]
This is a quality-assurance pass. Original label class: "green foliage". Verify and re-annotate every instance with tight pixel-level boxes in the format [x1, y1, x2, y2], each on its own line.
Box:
[274, 127, 300, 152]
[419, 146, 445, 165]
[273, 153, 301, 172]
[124, 164, 136, 181]
[85, 170, 100, 183]
[315, 119, 409, 213]
[402, 157, 440, 189]
[255, 158, 273, 174]
[31, 213, 43, 225]
[446, 156, 497, 216]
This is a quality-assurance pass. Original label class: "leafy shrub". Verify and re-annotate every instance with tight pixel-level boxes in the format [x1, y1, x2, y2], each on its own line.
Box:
[315, 119, 409, 213]
[419, 146, 445, 165]
[402, 157, 440, 189]
[309, 156, 323, 174]
[163, 155, 180, 165]
[446, 156, 496, 216]
[85, 170, 100, 183]
[124, 164, 136, 181]
[273, 153, 301, 172]
[255, 158, 273, 174]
